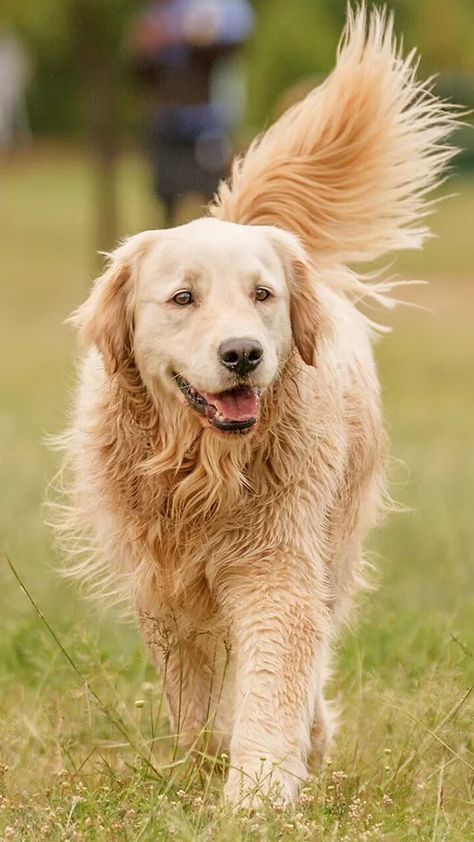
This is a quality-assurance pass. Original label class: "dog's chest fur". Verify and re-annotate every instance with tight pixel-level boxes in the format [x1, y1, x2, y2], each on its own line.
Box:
[66, 343, 383, 627]
[85, 359, 344, 605]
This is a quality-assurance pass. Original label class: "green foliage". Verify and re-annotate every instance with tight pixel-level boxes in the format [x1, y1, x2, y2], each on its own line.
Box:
[1, 0, 138, 135]
[410, 0, 474, 73]
[244, 0, 338, 130]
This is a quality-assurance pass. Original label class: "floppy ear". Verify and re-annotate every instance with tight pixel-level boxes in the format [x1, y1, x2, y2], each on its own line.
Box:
[70, 232, 155, 375]
[290, 258, 325, 367]
[266, 227, 332, 367]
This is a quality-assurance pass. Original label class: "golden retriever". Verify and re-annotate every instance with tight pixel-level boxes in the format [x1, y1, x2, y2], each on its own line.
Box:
[53, 7, 456, 805]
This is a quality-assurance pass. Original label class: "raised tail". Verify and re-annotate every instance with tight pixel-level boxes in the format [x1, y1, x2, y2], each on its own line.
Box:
[211, 5, 458, 270]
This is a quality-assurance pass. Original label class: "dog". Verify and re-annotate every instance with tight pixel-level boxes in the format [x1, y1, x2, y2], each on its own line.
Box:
[53, 7, 456, 805]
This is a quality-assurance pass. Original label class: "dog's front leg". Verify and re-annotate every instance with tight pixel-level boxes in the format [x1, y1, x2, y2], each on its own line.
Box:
[139, 611, 211, 749]
[223, 579, 327, 807]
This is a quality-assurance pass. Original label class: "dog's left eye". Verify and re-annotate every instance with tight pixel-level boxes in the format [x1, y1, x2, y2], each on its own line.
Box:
[255, 287, 272, 302]
[172, 290, 194, 306]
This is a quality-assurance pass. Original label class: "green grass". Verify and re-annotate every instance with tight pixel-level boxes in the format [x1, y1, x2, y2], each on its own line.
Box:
[1, 150, 473, 841]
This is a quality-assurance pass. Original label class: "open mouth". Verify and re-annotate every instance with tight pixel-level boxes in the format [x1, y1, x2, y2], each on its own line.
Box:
[175, 375, 260, 434]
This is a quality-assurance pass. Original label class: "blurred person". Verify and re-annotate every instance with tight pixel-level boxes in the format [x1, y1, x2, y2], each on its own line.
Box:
[0, 27, 31, 153]
[129, 0, 254, 225]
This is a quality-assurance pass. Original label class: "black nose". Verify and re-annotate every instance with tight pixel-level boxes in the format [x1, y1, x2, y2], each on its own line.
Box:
[218, 338, 264, 376]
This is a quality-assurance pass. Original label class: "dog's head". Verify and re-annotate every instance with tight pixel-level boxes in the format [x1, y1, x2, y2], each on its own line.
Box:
[75, 218, 329, 436]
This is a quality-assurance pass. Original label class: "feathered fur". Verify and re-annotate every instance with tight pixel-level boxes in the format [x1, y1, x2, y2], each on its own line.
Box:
[50, 6, 458, 806]
[211, 4, 457, 303]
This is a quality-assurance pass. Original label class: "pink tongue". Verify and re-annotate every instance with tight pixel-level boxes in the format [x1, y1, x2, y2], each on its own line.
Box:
[203, 387, 259, 422]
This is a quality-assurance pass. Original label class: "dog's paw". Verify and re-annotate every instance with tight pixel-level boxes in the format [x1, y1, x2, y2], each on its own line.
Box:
[224, 757, 304, 809]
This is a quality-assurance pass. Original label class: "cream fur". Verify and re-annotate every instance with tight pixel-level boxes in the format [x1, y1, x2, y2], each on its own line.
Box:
[51, 6, 457, 806]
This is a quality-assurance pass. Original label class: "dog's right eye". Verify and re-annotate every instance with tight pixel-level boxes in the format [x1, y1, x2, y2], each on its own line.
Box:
[255, 287, 272, 302]
[171, 290, 194, 306]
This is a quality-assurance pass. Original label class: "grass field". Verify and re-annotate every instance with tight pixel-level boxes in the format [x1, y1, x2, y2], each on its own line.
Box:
[1, 150, 473, 841]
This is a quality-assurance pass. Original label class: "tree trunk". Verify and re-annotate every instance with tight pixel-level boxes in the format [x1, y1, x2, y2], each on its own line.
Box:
[71, 0, 120, 263]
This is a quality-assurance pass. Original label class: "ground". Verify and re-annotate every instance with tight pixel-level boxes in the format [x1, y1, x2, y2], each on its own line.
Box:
[0, 151, 473, 841]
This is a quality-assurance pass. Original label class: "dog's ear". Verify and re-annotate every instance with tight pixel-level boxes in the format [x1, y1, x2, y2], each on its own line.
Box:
[266, 227, 332, 367]
[70, 232, 155, 375]
[290, 258, 324, 367]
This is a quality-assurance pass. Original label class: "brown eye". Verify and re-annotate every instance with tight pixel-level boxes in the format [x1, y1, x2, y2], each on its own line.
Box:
[172, 290, 193, 306]
[255, 287, 272, 302]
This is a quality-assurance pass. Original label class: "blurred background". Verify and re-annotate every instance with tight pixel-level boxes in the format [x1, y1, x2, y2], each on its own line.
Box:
[1, 1, 473, 838]
[1, 0, 473, 251]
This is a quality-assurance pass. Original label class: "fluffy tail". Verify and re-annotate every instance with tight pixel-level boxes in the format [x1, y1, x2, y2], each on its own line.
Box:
[211, 5, 458, 269]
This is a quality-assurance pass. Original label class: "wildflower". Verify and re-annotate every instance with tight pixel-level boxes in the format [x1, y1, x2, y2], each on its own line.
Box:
[299, 787, 314, 806]
[348, 797, 362, 820]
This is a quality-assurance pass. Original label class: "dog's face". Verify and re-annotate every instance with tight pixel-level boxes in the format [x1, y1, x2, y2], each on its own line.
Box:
[78, 218, 325, 436]
[135, 220, 300, 434]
